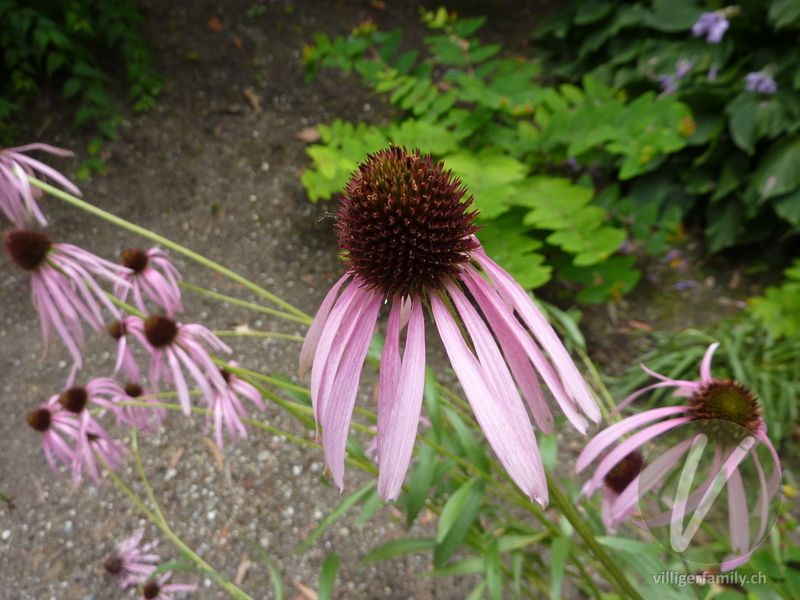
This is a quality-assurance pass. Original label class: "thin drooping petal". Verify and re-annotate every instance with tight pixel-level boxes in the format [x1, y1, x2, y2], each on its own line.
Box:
[610, 380, 700, 416]
[377, 296, 426, 500]
[585, 417, 693, 496]
[576, 406, 688, 473]
[699, 342, 720, 383]
[321, 293, 382, 491]
[300, 273, 351, 378]
[432, 291, 547, 505]
[472, 247, 600, 423]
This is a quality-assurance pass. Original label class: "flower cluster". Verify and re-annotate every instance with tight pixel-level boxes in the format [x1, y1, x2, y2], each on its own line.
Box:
[7, 146, 266, 486]
[577, 343, 781, 571]
[104, 529, 197, 598]
[745, 67, 777, 95]
[300, 147, 600, 502]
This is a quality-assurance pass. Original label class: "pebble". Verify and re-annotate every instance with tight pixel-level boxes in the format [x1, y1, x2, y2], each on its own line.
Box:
[257, 450, 272, 462]
[1, 530, 10, 541]
[164, 468, 178, 482]
[62, 521, 73, 533]
[207, 510, 217, 521]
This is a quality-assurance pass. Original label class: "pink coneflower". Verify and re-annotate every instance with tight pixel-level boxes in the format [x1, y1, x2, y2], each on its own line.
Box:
[113, 381, 167, 431]
[26, 402, 80, 475]
[0, 143, 82, 227]
[576, 343, 781, 571]
[109, 319, 142, 382]
[114, 248, 183, 316]
[139, 572, 198, 600]
[3, 229, 131, 368]
[125, 315, 232, 415]
[52, 380, 127, 484]
[202, 363, 265, 449]
[300, 147, 600, 503]
[104, 528, 160, 588]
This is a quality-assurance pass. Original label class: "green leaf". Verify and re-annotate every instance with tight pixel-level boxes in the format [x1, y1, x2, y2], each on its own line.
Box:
[434, 477, 484, 566]
[386, 120, 458, 155]
[596, 536, 665, 554]
[727, 93, 761, 154]
[477, 211, 551, 289]
[539, 432, 558, 472]
[404, 439, 437, 524]
[550, 537, 572, 600]
[485, 536, 502, 600]
[772, 186, 800, 226]
[442, 407, 489, 473]
[770, 0, 800, 29]
[423, 557, 485, 577]
[442, 149, 527, 219]
[242, 536, 284, 600]
[711, 154, 748, 202]
[150, 561, 199, 578]
[360, 538, 435, 566]
[705, 199, 744, 253]
[749, 135, 800, 202]
[318, 553, 339, 600]
[574, 0, 615, 25]
[643, 0, 704, 32]
[63, 77, 82, 100]
[354, 488, 383, 526]
[294, 480, 376, 554]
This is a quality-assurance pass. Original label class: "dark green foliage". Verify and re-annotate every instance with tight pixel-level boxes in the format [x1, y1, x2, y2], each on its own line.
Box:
[0, 0, 161, 175]
[300, 10, 708, 302]
[534, 0, 800, 254]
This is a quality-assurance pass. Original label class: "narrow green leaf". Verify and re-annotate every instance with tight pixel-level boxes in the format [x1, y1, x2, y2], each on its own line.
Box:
[433, 478, 484, 566]
[405, 440, 436, 524]
[437, 476, 481, 543]
[295, 480, 376, 554]
[360, 538, 436, 566]
[318, 553, 340, 600]
[423, 556, 485, 577]
[242, 536, 284, 600]
[149, 561, 198, 578]
[354, 488, 383, 527]
[596, 536, 664, 553]
[485, 536, 502, 600]
[550, 537, 572, 600]
[442, 407, 489, 473]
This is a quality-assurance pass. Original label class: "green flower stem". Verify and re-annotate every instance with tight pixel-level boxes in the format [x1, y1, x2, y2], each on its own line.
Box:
[574, 344, 616, 419]
[545, 470, 644, 600]
[30, 177, 310, 321]
[180, 282, 310, 326]
[101, 452, 255, 600]
[212, 330, 305, 342]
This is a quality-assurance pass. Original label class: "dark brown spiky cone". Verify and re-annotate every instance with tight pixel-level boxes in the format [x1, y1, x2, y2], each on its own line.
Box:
[334, 147, 481, 298]
[3, 229, 52, 271]
[121, 248, 149, 274]
[603, 451, 644, 494]
[688, 378, 761, 443]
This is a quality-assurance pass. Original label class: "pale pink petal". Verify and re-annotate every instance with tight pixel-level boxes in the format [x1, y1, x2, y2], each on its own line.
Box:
[576, 406, 689, 473]
[321, 293, 382, 491]
[700, 342, 720, 383]
[431, 291, 547, 505]
[726, 464, 749, 555]
[300, 273, 350, 378]
[377, 296, 426, 500]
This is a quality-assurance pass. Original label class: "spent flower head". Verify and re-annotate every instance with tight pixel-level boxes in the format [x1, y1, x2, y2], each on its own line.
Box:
[300, 147, 600, 502]
[0, 143, 82, 227]
[577, 343, 781, 571]
[3, 229, 131, 368]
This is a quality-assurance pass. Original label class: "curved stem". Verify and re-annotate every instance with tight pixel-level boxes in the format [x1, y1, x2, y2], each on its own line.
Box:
[545, 470, 644, 600]
[30, 177, 310, 321]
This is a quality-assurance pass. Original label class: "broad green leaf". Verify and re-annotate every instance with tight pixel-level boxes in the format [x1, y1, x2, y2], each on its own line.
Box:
[705, 199, 744, 253]
[436, 476, 481, 543]
[386, 120, 458, 155]
[727, 93, 760, 154]
[772, 186, 800, 226]
[360, 538, 435, 566]
[318, 553, 339, 600]
[770, 0, 800, 28]
[749, 135, 800, 201]
[294, 481, 376, 554]
[477, 212, 551, 289]
[574, 0, 615, 25]
[433, 478, 484, 566]
[443, 150, 527, 219]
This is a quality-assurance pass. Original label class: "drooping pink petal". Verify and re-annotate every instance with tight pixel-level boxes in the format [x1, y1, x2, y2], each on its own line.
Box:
[610, 381, 701, 416]
[576, 406, 689, 473]
[321, 292, 382, 491]
[472, 246, 600, 423]
[300, 273, 351, 378]
[431, 291, 547, 505]
[586, 417, 693, 496]
[377, 296, 426, 500]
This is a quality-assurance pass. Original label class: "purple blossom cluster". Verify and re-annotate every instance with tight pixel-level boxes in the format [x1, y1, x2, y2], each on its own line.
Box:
[692, 11, 730, 43]
[745, 68, 778, 95]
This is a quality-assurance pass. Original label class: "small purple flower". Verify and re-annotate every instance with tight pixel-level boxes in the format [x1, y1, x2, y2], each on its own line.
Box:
[202, 363, 265, 449]
[0, 143, 82, 227]
[126, 315, 232, 415]
[140, 572, 198, 600]
[692, 11, 730, 43]
[104, 528, 160, 588]
[115, 248, 183, 316]
[745, 69, 777, 95]
[658, 59, 695, 96]
[673, 280, 697, 291]
[577, 343, 781, 571]
[300, 148, 600, 502]
[3, 229, 132, 368]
